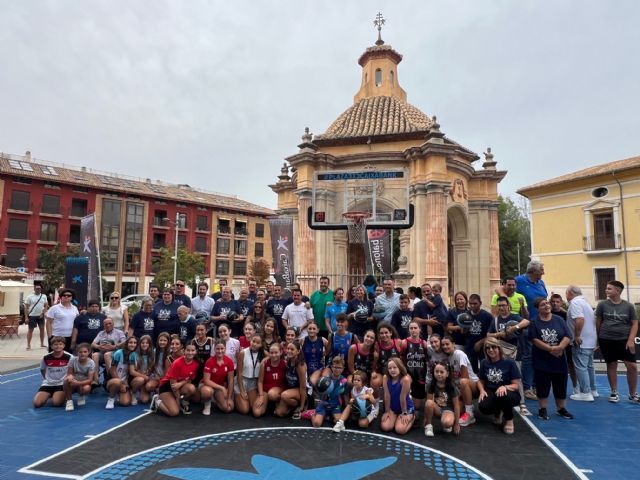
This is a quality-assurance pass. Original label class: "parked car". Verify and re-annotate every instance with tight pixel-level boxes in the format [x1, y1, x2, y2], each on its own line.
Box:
[120, 294, 148, 309]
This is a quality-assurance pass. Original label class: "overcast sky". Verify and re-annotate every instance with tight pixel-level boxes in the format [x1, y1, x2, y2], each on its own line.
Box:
[1, 1, 638, 209]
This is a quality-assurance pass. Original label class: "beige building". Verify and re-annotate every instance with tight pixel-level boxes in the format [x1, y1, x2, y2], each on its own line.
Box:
[270, 34, 505, 300]
[518, 156, 640, 305]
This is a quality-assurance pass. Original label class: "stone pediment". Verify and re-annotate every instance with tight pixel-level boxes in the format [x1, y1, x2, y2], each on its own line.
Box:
[583, 198, 618, 212]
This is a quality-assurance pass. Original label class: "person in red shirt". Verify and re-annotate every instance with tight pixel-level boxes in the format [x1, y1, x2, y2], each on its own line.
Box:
[151, 343, 199, 416]
[200, 340, 235, 415]
[254, 343, 286, 417]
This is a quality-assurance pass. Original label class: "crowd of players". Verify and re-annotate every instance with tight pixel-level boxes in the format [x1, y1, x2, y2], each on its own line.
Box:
[30, 260, 639, 437]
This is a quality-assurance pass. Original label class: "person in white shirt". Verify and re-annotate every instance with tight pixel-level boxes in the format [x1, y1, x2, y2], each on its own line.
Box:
[373, 278, 401, 324]
[45, 288, 79, 353]
[191, 282, 215, 318]
[24, 284, 49, 350]
[566, 285, 598, 401]
[282, 289, 314, 339]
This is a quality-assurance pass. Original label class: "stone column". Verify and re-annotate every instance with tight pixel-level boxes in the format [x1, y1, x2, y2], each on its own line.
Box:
[295, 190, 316, 286]
[488, 202, 501, 290]
[423, 182, 450, 287]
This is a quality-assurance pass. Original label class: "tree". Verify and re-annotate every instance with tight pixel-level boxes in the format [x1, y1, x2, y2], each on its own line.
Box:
[153, 247, 205, 289]
[498, 195, 531, 279]
[37, 245, 80, 293]
[248, 257, 271, 286]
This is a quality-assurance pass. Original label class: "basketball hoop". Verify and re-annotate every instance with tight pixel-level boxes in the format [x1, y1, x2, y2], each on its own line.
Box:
[342, 211, 369, 244]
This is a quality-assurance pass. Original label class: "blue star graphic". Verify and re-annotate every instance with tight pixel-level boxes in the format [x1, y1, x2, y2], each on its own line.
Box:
[160, 454, 397, 480]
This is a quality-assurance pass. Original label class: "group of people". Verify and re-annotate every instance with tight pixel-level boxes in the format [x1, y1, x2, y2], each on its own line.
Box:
[31, 263, 639, 438]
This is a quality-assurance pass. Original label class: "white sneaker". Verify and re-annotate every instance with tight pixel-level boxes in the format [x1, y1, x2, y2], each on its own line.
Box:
[77, 395, 86, 406]
[149, 394, 160, 413]
[105, 397, 115, 409]
[65, 400, 74, 412]
[570, 392, 595, 402]
[424, 424, 434, 437]
[131, 395, 138, 406]
[591, 390, 599, 398]
[572, 386, 580, 395]
[459, 412, 476, 426]
[332, 420, 345, 432]
[202, 401, 211, 416]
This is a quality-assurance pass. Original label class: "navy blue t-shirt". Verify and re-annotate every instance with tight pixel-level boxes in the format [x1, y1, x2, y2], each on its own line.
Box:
[153, 301, 180, 337]
[129, 311, 155, 340]
[178, 317, 197, 344]
[528, 314, 569, 373]
[488, 314, 523, 347]
[213, 299, 243, 337]
[414, 301, 444, 337]
[266, 297, 291, 337]
[347, 298, 374, 338]
[238, 298, 255, 318]
[479, 358, 521, 391]
[465, 309, 493, 348]
[73, 312, 106, 344]
[173, 293, 192, 309]
[446, 308, 470, 345]
[390, 308, 414, 339]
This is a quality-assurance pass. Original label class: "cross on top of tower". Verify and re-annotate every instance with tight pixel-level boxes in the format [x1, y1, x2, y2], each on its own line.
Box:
[373, 12, 385, 46]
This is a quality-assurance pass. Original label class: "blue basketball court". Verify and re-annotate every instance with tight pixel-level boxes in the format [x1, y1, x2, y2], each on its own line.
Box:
[1, 367, 637, 479]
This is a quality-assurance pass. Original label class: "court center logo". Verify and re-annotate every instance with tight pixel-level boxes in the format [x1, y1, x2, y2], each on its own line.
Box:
[87, 427, 489, 480]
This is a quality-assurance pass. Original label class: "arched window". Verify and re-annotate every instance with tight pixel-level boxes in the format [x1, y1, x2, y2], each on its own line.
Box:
[390, 70, 394, 86]
[375, 69, 382, 86]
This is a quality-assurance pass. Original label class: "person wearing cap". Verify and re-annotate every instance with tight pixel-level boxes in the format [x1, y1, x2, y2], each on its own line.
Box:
[477, 336, 522, 434]
[45, 288, 79, 352]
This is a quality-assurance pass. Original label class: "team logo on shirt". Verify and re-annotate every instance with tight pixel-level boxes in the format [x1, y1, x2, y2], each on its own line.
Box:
[486, 367, 504, 384]
[469, 320, 482, 335]
[88, 318, 102, 330]
[540, 328, 559, 345]
[272, 304, 284, 316]
[158, 309, 172, 321]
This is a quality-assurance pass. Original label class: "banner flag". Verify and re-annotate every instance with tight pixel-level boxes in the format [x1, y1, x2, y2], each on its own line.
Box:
[65, 257, 89, 307]
[269, 217, 295, 289]
[80, 214, 101, 303]
[367, 229, 392, 275]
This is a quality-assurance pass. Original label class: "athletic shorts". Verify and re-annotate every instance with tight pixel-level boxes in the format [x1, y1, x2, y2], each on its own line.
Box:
[315, 401, 342, 417]
[233, 377, 258, 395]
[28, 316, 44, 329]
[410, 379, 426, 400]
[38, 385, 63, 395]
[159, 382, 174, 394]
[599, 338, 636, 364]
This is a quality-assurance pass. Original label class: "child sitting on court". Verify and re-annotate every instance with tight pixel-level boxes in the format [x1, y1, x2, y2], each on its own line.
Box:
[424, 361, 460, 437]
[63, 343, 96, 411]
[33, 336, 73, 408]
[312, 356, 348, 428]
[332, 369, 378, 431]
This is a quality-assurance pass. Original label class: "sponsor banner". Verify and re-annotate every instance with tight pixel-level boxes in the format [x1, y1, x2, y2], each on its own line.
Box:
[269, 217, 294, 289]
[80, 214, 101, 303]
[65, 256, 89, 307]
[367, 229, 391, 275]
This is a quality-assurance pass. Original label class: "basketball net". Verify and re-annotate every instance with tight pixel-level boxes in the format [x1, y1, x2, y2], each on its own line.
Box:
[343, 212, 369, 244]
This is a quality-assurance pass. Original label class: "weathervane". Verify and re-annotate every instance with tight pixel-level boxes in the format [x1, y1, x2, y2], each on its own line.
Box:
[373, 12, 385, 45]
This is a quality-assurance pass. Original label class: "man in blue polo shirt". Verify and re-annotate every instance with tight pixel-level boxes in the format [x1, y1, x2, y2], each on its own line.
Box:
[515, 260, 548, 400]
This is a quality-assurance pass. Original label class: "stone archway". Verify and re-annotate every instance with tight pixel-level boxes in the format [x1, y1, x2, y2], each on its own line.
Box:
[447, 205, 470, 297]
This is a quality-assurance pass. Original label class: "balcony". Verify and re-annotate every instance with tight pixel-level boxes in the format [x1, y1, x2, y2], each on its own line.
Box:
[583, 233, 622, 254]
[217, 226, 231, 235]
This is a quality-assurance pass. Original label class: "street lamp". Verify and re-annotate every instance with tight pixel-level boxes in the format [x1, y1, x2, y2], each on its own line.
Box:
[133, 259, 140, 294]
[162, 212, 181, 286]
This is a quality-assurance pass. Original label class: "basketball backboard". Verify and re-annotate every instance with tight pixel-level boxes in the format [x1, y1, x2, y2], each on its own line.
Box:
[308, 167, 414, 230]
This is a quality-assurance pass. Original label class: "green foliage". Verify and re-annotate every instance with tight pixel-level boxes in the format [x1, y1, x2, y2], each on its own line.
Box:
[248, 257, 271, 286]
[153, 247, 205, 289]
[498, 195, 531, 279]
[37, 245, 80, 293]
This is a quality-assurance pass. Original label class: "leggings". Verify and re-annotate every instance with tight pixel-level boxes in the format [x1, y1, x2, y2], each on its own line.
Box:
[479, 390, 521, 421]
[534, 369, 567, 400]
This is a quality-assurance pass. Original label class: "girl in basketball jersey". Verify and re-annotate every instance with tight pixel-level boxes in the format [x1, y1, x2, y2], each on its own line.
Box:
[239, 322, 256, 349]
[167, 335, 184, 365]
[106, 336, 138, 409]
[200, 340, 235, 415]
[403, 321, 429, 413]
[260, 318, 279, 356]
[191, 324, 214, 386]
[129, 335, 156, 405]
[152, 332, 171, 381]
[151, 343, 199, 416]
[376, 324, 403, 375]
[275, 340, 308, 419]
[254, 342, 286, 417]
[218, 324, 240, 369]
[347, 329, 381, 390]
[302, 322, 327, 388]
[426, 334, 447, 387]
[333, 370, 378, 432]
[381, 356, 415, 434]
[281, 327, 297, 356]
[323, 314, 357, 376]
[235, 334, 264, 415]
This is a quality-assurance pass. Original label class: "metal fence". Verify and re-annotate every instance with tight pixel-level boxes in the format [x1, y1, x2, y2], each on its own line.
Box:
[295, 271, 384, 295]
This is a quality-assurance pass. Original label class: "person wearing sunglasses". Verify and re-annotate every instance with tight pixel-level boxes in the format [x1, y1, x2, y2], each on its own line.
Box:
[45, 288, 79, 352]
[103, 292, 129, 334]
[477, 336, 522, 434]
[172, 280, 192, 310]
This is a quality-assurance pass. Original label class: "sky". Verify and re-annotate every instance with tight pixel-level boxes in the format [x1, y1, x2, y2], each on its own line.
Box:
[1, 0, 639, 209]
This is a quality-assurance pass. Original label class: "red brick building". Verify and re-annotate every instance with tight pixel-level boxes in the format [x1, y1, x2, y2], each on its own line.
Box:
[0, 152, 273, 297]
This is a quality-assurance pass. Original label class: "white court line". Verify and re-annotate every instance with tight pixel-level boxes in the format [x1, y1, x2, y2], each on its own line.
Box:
[81, 426, 493, 480]
[18, 411, 150, 478]
[519, 414, 590, 480]
[0, 372, 40, 384]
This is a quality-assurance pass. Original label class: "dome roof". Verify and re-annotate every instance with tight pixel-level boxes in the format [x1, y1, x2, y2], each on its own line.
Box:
[314, 96, 434, 142]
